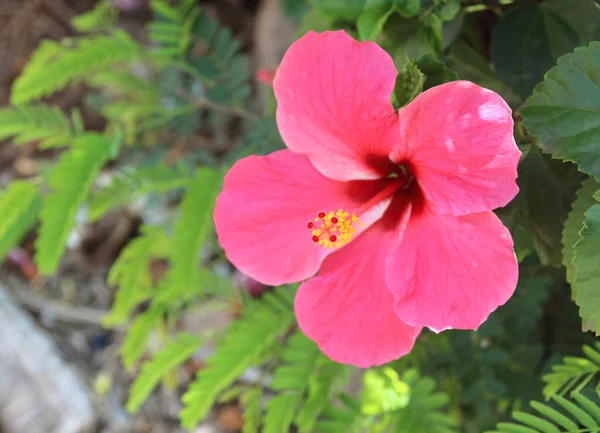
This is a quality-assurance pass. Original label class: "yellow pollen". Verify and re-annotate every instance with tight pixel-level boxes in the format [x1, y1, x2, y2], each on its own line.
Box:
[307, 209, 363, 249]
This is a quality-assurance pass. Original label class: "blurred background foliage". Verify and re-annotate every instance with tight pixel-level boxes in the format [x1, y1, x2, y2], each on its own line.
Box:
[1, 0, 600, 432]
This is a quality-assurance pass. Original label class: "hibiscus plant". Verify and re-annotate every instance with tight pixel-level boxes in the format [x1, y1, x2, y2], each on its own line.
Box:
[1, 0, 600, 432]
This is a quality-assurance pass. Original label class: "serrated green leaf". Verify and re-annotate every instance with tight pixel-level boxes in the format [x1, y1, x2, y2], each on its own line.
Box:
[394, 60, 424, 107]
[35, 133, 111, 274]
[414, 53, 458, 89]
[520, 42, 600, 179]
[0, 105, 74, 148]
[562, 178, 600, 286]
[0, 181, 40, 262]
[394, 0, 420, 18]
[573, 203, 600, 334]
[180, 288, 295, 429]
[11, 31, 143, 105]
[491, 5, 579, 100]
[126, 333, 201, 413]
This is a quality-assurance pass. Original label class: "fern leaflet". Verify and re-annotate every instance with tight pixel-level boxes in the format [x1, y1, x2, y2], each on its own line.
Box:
[104, 225, 171, 327]
[315, 394, 362, 433]
[121, 306, 165, 369]
[264, 394, 301, 433]
[241, 387, 263, 433]
[149, 0, 199, 58]
[486, 391, 600, 433]
[71, 0, 118, 33]
[89, 163, 190, 222]
[167, 167, 221, 298]
[126, 333, 201, 413]
[180, 287, 295, 429]
[11, 30, 143, 105]
[0, 105, 74, 148]
[391, 369, 457, 433]
[189, 9, 250, 104]
[543, 343, 600, 399]
[35, 133, 111, 274]
[0, 181, 40, 262]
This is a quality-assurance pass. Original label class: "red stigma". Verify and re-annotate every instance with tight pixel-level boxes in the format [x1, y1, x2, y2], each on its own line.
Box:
[329, 235, 337, 242]
[318, 211, 326, 218]
[306, 221, 314, 229]
[330, 217, 338, 224]
[312, 235, 320, 243]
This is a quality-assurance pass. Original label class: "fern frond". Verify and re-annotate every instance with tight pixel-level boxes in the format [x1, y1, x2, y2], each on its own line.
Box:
[104, 225, 171, 327]
[11, 30, 143, 105]
[121, 306, 164, 369]
[315, 394, 362, 433]
[264, 394, 301, 433]
[0, 181, 40, 262]
[486, 391, 600, 433]
[71, 0, 118, 33]
[35, 133, 111, 274]
[87, 72, 159, 104]
[189, 9, 250, 105]
[241, 387, 263, 433]
[149, 0, 199, 58]
[0, 105, 73, 148]
[88, 163, 190, 222]
[126, 333, 201, 413]
[543, 343, 600, 399]
[392, 369, 457, 433]
[180, 287, 296, 429]
[167, 167, 222, 298]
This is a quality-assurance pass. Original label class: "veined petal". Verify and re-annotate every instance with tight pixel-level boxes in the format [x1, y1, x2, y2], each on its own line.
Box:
[296, 210, 421, 368]
[214, 150, 390, 286]
[387, 206, 518, 332]
[274, 30, 399, 181]
[392, 81, 521, 215]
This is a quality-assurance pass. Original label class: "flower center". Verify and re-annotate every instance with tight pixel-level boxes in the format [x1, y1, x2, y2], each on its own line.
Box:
[307, 210, 363, 249]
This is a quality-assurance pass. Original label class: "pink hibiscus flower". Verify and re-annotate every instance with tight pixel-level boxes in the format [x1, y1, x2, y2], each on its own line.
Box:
[214, 30, 521, 367]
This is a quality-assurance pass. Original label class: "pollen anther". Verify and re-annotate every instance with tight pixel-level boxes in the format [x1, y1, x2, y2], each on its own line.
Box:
[306, 209, 361, 249]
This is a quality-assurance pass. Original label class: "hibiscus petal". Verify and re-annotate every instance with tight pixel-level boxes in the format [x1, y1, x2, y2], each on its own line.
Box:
[295, 214, 422, 368]
[387, 207, 518, 332]
[214, 150, 391, 286]
[392, 81, 521, 215]
[274, 30, 399, 181]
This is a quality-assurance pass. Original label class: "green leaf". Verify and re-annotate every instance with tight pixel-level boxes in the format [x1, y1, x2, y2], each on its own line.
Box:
[180, 288, 296, 429]
[562, 178, 600, 286]
[437, 0, 460, 22]
[310, 0, 366, 21]
[513, 148, 576, 266]
[545, 0, 600, 45]
[0, 105, 74, 148]
[35, 133, 111, 274]
[264, 394, 300, 433]
[71, 0, 118, 32]
[394, 0, 420, 18]
[0, 181, 40, 262]
[573, 202, 600, 335]
[296, 360, 347, 433]
[491, 5, 579, 100]
[121, 307, 164, 369]
[11, 31, 143, 105]
[520, 42, 600, 179]
[357, 0, 394, 41]
[542, 342, 600, 399]
[414, 53, 458, 89]
[361, 367, 410, 415]
[88, 164, 189, 222]
[241, 388, 263, 433]
[104, 226, 171, 327]
[393, 60, 424, 106]
[169, 167, 221, 298]
[126, 333, 201, 413]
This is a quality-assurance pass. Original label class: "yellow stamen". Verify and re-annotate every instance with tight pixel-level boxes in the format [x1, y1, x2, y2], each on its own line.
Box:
[307, 209, 363, 249]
